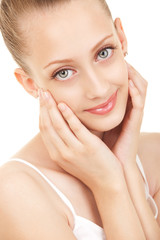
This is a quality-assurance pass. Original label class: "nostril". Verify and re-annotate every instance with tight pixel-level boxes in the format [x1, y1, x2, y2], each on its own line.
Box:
[85, 87, 109, 99]
[84, 81, 110, 99]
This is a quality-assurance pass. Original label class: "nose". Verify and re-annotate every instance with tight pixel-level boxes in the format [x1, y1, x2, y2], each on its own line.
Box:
[82, 68, 110, 99]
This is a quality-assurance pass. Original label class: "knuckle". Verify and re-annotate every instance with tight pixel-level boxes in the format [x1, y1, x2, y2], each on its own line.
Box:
[143, 79, 148, 88]
[50, 152, 59, 162]
[138, 101, 145, 109]
[54, 122, 63, 131]
[71, 121, 82, 132]
[61, 150, 73, 161]
[133, 89, 140, 97]
[142, 82, 148, 96]
[41, 121, 52, 131]
[141, 89, 146, 96]
[77, 145, 86, 155]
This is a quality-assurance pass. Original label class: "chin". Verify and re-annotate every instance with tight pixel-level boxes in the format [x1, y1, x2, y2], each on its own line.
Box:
[82, 109, 126, 133]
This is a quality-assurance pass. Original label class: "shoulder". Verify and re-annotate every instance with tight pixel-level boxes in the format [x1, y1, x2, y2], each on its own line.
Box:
[0, 161, 55, 216]
[0, 161, 75, 239]
[138, 132, 160, 195]
[0, 160, 47, 197]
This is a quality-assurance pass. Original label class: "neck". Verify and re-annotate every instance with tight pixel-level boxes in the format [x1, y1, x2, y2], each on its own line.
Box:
[89, 130, 104, 139]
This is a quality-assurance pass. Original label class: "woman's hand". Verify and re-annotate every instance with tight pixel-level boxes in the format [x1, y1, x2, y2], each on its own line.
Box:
[103, 63, 148, 166]
[38, 90, 124, 191]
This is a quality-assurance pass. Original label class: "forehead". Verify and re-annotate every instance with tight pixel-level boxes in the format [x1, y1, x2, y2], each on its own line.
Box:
[24, 0, 115, 67]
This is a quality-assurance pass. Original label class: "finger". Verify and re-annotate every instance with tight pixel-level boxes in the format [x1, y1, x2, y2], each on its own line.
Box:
[39, 90, 69, 153]
[127, 62, 148, 97]
[58, 102, 96, 146]
[129, 80, 144, 111]
[42, 90, 82, 149]
[126, 62, 147, 86]
[122, 81, 144, 134]
[39, 127, 60, 160]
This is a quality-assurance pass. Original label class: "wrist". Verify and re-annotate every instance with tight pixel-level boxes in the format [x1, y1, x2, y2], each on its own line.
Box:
[91, 169, 127, 196]
[122, 161, 147, 198]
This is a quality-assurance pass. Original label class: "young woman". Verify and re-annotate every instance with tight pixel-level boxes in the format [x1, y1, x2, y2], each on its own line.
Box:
[0, 0, 160, 239]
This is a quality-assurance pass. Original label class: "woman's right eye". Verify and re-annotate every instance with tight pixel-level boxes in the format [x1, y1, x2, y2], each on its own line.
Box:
[51, 46, 115, 81]
[52, 69, 75, 81]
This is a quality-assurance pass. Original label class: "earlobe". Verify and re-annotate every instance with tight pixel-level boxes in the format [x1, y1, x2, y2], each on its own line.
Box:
[14, 68, 39, 98]
[114, 18, 128, 57]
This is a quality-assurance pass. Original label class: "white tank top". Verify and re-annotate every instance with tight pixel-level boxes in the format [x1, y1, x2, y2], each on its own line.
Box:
[6, 156, 158, 240]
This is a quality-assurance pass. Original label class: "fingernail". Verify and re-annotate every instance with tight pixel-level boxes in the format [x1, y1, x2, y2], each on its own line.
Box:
[43, 91, 50, 100]
[58, 103, 66, 112]
[38, 89, 43, 102]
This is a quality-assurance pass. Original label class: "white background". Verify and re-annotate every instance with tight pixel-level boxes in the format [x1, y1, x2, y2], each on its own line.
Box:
[0, 0, 160, 165]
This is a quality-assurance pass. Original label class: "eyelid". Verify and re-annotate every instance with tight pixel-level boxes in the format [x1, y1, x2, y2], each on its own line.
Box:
[95, 44, 117, 62]
[51, 67, 76, 80]
[50, 44, 117, 80]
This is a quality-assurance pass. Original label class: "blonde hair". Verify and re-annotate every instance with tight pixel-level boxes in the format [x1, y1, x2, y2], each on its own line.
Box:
[0, 0, 112, 75]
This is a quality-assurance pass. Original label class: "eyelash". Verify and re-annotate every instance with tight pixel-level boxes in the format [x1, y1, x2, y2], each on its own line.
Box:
[50, 44, 118, 81]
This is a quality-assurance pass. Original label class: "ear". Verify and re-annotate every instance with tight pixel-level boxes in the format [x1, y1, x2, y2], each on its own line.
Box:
[114, 18, 128, 56]
[14, 68, 39, 98]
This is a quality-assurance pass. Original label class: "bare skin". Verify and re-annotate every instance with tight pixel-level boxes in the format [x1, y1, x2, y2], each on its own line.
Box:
[0, 131, 159, 237]
[0, 0, 160, 239]
[6, 131, 160, 227]
[0, 65, 159, 239]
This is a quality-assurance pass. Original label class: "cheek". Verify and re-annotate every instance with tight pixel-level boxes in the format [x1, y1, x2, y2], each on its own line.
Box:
[49, 85, 82, 111]
[107, 58, 128, 86]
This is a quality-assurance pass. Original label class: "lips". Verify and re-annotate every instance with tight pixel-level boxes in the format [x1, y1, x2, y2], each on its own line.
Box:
[85, 90, 118, 111]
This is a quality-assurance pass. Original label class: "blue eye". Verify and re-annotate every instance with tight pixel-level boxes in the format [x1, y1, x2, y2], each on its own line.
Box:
[54, 69, 74, 81]
[97, 48, 113, 61]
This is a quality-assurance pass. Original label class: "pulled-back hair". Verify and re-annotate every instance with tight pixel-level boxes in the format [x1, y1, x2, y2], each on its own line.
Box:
[0, 0, 112, 75]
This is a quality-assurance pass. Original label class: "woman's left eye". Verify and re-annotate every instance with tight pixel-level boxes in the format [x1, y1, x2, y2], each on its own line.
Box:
[51, 47, 114, 81]
[97, 47, 113, 61]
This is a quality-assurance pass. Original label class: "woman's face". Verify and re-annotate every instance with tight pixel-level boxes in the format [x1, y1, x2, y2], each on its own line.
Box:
[24, 0, 128, 133]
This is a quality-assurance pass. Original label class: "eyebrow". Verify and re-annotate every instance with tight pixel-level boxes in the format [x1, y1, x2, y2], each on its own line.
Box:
[43, 33, 114, 69]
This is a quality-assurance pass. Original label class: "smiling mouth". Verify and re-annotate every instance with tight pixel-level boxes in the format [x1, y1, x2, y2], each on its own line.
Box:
[84, 90, 118, 115]
[85, 90, 118, 111]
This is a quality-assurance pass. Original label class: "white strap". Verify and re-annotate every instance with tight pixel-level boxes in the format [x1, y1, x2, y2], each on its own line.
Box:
[136, 156, 158, 219]
[8, 158, 77, 217]
[8, 157, 158, 220]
